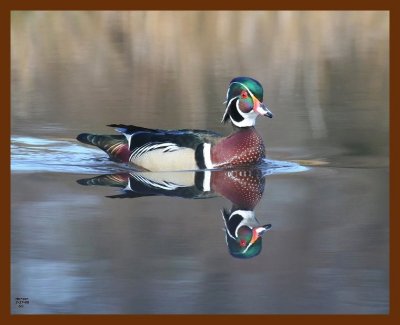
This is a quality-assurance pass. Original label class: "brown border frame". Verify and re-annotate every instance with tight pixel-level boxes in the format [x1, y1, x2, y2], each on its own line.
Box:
[2, 1, 398, 324]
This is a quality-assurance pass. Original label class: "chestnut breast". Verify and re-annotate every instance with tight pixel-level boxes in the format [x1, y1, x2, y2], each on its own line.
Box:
[211, 127, 265, 168]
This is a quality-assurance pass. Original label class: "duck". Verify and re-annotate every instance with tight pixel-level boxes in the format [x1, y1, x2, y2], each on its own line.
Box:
[76, 76, 273, 171]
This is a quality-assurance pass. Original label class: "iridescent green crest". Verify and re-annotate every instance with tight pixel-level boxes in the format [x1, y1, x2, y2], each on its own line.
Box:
[228, 76, 264, 102]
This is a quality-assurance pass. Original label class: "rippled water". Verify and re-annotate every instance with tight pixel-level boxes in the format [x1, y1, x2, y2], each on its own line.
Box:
[11, 136, 308, 175]
[11, 11, 389, 314]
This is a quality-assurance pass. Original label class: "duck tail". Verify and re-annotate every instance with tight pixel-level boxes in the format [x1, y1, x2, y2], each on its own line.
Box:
[76, 133, 98, 146]
[76, 133, 124, 148]
[76, 132, 129, 162]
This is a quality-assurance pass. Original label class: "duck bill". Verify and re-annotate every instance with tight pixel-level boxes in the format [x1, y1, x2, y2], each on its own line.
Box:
[253, 97, 273, 118]
[249, 224, 272, 245]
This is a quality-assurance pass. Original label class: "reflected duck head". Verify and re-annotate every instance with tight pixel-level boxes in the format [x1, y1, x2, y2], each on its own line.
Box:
[221, 208, 271, 259]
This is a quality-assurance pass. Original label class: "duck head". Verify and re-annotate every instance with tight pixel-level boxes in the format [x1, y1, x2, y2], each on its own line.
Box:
[222, 76, 273, 127]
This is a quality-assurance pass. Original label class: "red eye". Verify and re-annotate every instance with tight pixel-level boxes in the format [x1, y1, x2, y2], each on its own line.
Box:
[239, 239, 247, 247]
[241, 91, 248, 99]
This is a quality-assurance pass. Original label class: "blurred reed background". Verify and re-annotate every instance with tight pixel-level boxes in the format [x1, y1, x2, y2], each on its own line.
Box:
[11, 11, 389, 162]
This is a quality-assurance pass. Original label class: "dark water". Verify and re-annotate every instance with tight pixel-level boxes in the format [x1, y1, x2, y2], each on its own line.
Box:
[11, 11, 389, 314]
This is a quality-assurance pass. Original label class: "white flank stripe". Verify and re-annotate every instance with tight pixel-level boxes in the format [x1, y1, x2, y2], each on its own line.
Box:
[122, 178, 133, 191]
[123, 133, 134, 148]
[203, 171, 211, 192]
[203, 143, 213, 169]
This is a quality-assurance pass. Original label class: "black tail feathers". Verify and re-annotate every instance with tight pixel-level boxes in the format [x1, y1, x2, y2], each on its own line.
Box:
[76, 133, 94, 145]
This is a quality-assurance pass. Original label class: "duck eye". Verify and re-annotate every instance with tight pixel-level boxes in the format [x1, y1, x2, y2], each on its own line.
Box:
[240, 91, 248, 99]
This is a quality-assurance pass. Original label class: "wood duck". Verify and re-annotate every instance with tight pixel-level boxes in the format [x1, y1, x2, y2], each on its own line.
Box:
[76, 77, 273, 171]
[78, 168, 271, 258]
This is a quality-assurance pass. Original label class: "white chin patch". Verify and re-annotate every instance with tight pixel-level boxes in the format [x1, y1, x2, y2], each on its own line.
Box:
[231, 109, 258, 127]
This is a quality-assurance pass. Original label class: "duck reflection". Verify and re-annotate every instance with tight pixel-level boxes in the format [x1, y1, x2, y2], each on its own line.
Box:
[77, 168, 271, 258]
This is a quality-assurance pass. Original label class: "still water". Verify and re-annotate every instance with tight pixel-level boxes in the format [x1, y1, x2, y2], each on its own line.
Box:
[11, 11, 389, 314]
